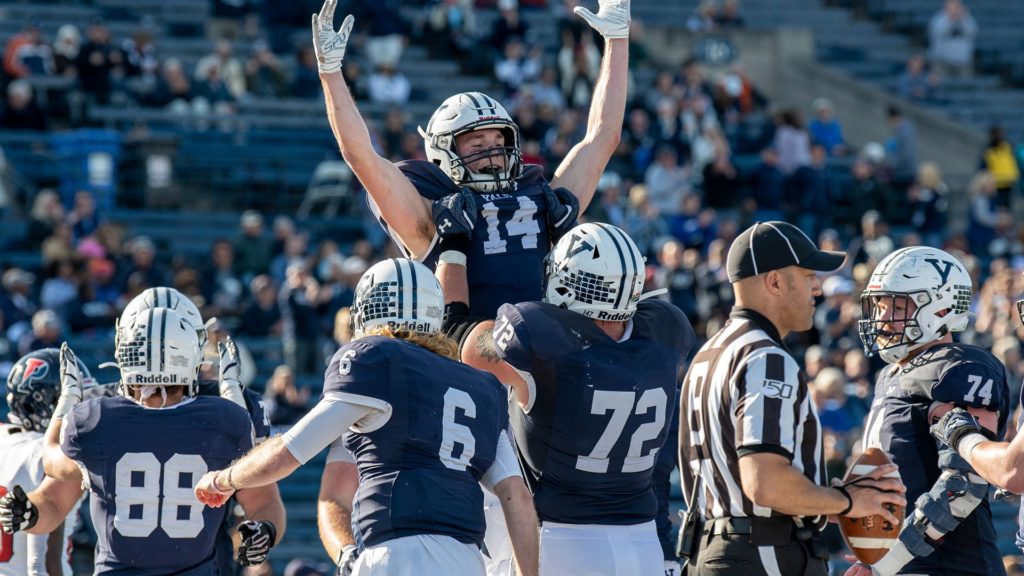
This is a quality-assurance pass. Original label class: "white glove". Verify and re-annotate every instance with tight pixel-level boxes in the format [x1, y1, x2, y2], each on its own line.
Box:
[663, 560, 681, 576]
[336, 544, 358, 576]
[312, 0, 355, 74]
[53, 342, 83, 421]
[574, 0, 630, 39]
[218, 335, 246, 409]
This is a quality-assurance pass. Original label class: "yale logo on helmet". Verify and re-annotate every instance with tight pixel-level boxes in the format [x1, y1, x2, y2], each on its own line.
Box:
[20, 358, 49, 384]
[564, 233, 595, 259]
[924, 258, 956, 285]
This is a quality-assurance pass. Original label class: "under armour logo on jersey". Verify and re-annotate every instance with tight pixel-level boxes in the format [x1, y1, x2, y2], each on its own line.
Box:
[924, 258, 955, 285]
[438, 218, 452, 233]
[762, 379, 793, 399]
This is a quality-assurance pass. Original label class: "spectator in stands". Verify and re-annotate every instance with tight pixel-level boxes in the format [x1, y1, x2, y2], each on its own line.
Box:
[967, 171, 1000, 257]
[560, 35, 600, 109]
[262, 364, 310, 428]
[67, 190, 103, 241]
[245, 41, 289, 98]
[655, 239, 699, 322]
[41, 222, 75, 267]
[622, 108, 657, 178]
[40, 260, 80, 313]
[747, 147, 786, 222]
[807, 98, 846, 156]
[26, 190, 65, 250]
[850, 210, 895, 267]
[52, 25, 80, 77]
[148, 58, 196, 110]
[676, 57, 714, 109]
[491, 0, 529, 52]
[715, 0, 745, 29]
[669, 194, 717, 254]
[207, 0, 255, 41]
[291, 46, 320, 99]
[279, 261, 322, 376]
[117, 235, 168, 291]
[3, 21, 54, 78]
[981, 125, 1020, 208]
[17, 309, 62, 356]
[426, 0, 479, 63]
[681, 96, 719, 153]
[884, 105, 918, 189]
[201, 239, 244, 318]
[814, 276, 859, 352]
[644, 145, 691, 217]
[239, 274, 282, 337]
[495, 39, 542, 98]
[772, 109, 811, 175]
[583, 171, 627, 228]
[367, 63, 411, 105]
[122, 29, 160, 84]
[787, 143, 834, 237]
[341, 59, 369, 102]
[686, 0, 718, 32]
[232, 210, 274, 284]
[193, 62, 236, 116]
[644, 71, 679, 115]
[0, 80, 46, 131]
[527, 66, 566, 111]
[196, 39, 247, 100]
[356, 0, 407, 70]
[928, 0, 977, 78]
[67, 258, 118, 332]
[623, 184, 668, 258]
[702, 138, 741, 216]
[652, 98, 686, 157]
[898, 54, 939, 103]
[907, 161, 948, 247]
[810, 367, 862, 437]
[76, 19, 121, 105]
[0, 268, 36, 345]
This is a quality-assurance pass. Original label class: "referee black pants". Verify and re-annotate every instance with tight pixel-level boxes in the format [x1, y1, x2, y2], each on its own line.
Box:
[690, 518, 828, 576]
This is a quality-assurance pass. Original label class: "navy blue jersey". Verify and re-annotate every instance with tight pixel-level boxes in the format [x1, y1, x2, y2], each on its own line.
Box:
[324, 335, 509, 549]
[198, 380, 271, 444]
[495, 299, 695, 525]
[862, 344, 1008, 575]
[371, 160, 553, 318]
[61, 396, 254, 576]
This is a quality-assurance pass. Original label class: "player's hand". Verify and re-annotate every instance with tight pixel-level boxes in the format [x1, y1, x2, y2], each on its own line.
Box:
[842, 559, 875, 576]
[663, 559, 681, 576]
[312, 0, 354, 74]
[930, 407, 986, 453]
[574, 0, 630, 39]
[194, 470, 235, 507]
[236, 520, 277, 566]
[542, 185, 580, 241]
[838, 464, 906, 525]
[218, 335, 246, 409]
[336, 544, 358, 576]
[432, 190, 477, 240]
[54, 342, 84, 420]
[0, 486, 38, 534]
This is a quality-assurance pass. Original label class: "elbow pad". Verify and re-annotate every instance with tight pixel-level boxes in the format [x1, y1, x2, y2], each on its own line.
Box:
[900, 469, 989, 558]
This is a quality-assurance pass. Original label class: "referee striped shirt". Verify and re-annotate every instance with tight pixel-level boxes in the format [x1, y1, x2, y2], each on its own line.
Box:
[678, 307, 827, 530]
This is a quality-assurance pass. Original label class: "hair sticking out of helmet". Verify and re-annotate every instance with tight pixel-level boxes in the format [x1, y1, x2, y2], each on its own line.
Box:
[418, 92, 523, 193]
[120, 287, 208, 351]
[544, 223, 663, 321]
[858, 246, 972, 364]
[351, 259, 445, 338]
[116, 307, 202, 405]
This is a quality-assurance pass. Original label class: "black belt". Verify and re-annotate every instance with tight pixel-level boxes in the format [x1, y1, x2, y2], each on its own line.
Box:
[702, 517, 825, 552]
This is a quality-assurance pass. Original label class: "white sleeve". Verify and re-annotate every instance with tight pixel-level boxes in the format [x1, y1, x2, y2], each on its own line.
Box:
[26, 532, 47, 576]
[282, 392, 389, 464]
[480, 429, 523, 493]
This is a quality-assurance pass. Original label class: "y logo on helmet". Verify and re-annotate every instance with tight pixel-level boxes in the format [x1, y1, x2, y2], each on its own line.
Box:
[925, 258, 956, 285]
[20, 358, 49, 384]
[564, 233, 594, 259]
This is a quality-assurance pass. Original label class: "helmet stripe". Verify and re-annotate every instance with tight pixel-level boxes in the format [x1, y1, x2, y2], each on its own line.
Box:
[158, 308, 168, 372]
[391, 259, 405, 321]
[145, 308, 155, 372]
[408, 260, 419, 319]
[606, 223, 639, 281]
[595, 223, 628, 310]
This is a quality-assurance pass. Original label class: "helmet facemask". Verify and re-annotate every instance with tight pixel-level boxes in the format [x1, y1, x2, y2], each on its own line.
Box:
[858, 292, 931, 363]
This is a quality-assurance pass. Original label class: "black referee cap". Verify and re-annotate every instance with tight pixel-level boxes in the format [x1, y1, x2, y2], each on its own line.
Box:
[726, 221, 846, 283]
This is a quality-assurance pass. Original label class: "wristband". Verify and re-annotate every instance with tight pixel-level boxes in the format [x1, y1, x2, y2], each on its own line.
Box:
[438, 250, 467, 267]
[957, 432, 987, 463]
[226, 467, 238, 490]
[834, 485, 853, 516]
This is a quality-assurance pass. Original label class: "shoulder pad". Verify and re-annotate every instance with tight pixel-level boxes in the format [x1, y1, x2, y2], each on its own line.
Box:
[322, 337, 395, 398]
[396, 160, 461, 200]
[633, 299, 696, 357]
[517, 164, 546, 187]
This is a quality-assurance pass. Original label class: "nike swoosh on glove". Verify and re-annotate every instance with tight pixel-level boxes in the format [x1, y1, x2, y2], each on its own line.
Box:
[236, 520, 277, 566]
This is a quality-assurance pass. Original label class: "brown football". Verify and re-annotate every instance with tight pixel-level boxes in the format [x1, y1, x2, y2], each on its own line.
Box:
[839, 447, 905, 564]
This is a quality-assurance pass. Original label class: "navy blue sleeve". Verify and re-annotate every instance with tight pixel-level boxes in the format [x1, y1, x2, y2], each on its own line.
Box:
[243, 387, 271, 443]
[933, 361, 1009, 414]
[225, 401, 255, 456]
[396, 160, 460, 200]
[493, 303, 533, 372]
[60, 399, 102, 465]
[323, 339, 392, 403]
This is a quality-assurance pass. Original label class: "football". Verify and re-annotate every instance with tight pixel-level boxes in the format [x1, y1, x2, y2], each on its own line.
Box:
[839, 447, 905, 564]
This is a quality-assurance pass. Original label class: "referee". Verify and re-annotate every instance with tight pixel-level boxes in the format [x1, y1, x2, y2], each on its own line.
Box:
[678, 222, 906, 576]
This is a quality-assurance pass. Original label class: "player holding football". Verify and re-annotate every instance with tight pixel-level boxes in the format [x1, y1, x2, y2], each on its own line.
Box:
[0, 310, 282, 575]
[847, 247, 1007, 576]
[0, 349, 91, 576]
[194, 259, 540, 576]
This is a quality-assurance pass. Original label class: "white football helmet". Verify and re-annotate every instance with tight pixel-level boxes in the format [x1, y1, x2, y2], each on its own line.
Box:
[121, 287, 207, 350]
[859, 246, 972, 364]
[545, 223, 657, 321]
[351, 259, 444, 338]
[116, 307, 202, 400]
[417, 91, 522, 193]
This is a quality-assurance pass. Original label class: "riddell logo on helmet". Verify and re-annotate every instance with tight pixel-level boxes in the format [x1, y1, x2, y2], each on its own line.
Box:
[126, 373, 185, 384]
[596, 311, 631, 321]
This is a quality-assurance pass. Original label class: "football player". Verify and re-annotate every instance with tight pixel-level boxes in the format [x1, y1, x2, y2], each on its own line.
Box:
[451, 223, 695, 575]
[0, 309, 283, 575]
[193, 259, 540, 576]
[846, 247, 1007, 576]
[0, 349, 91, 576]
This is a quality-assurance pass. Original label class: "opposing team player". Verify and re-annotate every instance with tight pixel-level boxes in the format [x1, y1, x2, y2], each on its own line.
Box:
[454, 223, 694, 575]
[0, 309, 283, 575]
[310, 0, 628, 316]
[0, 349, 91, 576]
[194, 259, 540, 576]
[847, 247, 1007, 576]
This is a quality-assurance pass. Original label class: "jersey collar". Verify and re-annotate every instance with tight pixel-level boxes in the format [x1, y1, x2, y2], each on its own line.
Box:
[729, 306, 783, 345]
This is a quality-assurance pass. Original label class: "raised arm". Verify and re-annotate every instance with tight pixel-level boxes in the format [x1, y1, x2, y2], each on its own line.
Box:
[313, 0, 433, 258]
[550, 0, 630, 212]
[43, 343, 86, 482]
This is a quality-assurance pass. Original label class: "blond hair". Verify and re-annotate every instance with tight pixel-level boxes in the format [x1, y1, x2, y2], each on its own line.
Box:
[361, 325, 460, 360]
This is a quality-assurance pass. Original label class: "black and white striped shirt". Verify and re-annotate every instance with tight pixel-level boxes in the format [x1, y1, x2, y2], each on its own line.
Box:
[678, 307, 827, 530]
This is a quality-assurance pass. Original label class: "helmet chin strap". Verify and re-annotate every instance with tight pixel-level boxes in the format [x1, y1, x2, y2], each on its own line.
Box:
[139, 385, 168, 408]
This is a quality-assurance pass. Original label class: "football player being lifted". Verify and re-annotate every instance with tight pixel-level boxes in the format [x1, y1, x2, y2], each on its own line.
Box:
[0, 309, 282, 575]
[451, 222, 696, 576]
[0, 349, 93, 576]
[193, 259, 540, 576]
[847, 247, 1007, 576]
